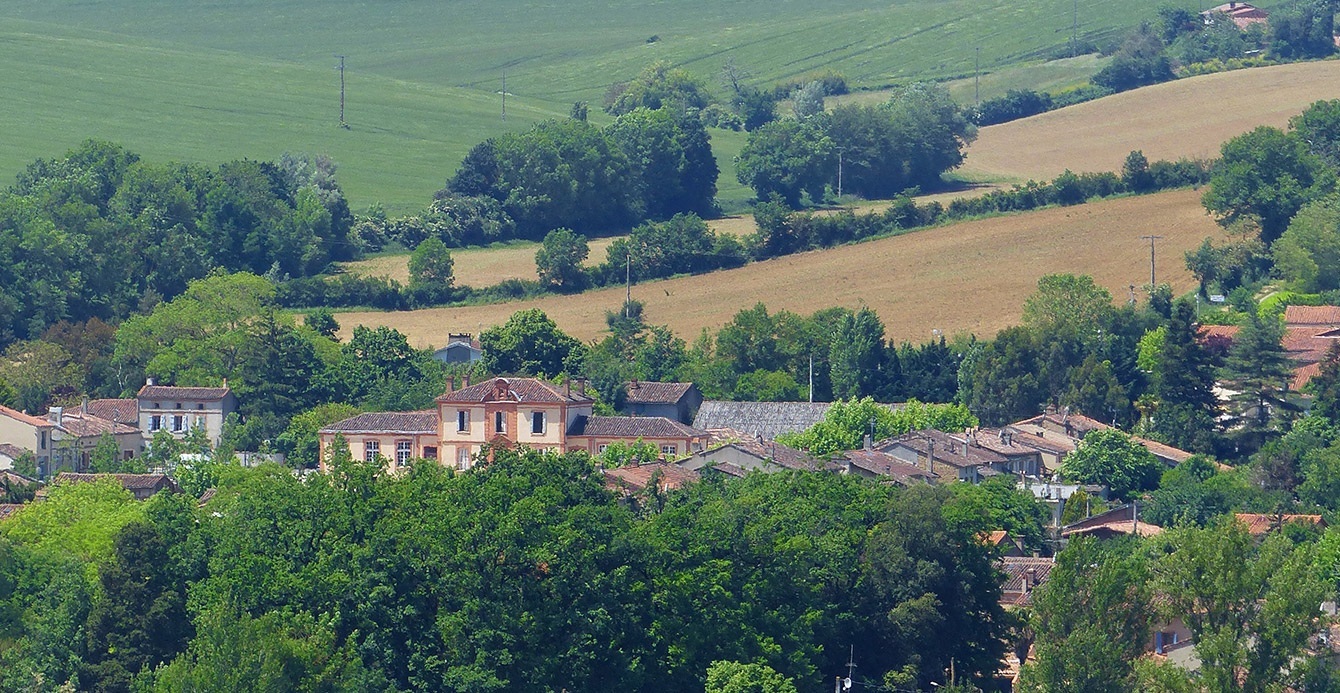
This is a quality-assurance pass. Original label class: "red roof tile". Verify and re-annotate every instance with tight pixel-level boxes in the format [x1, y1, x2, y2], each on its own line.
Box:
[138, 385, 232, 401]
[436, 377, 592, 404]
[602, 462, 699, 493]
[1234, 513, 1327, 535]
[1285, 305, 1340, 326]
[840, 449, 940, 483]
[623, 381, 694, 404]
[999, 557, 1055, 607]
[0, 444, 29, 460]
[56, 411, 140, 438]
[0, 403, 54, 428]
[0, 504, 24, 520]
[1294, 362, 1323, 391]
[52, 472, 179, 493]
[86, 398, 138, 424]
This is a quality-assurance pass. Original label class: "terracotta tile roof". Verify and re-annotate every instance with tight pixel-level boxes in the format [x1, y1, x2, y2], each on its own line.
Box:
[0, 443, 28, 460]
[1, 470, 36, 486]
[1135, 436, 1194, 465]
[602, 462, 699, 493]
[52, 472, 180, 493]
[320, 410, 437, 435]
[1284, 305, 1340, 326]
[85, 398, 138, 424]
[197, 487, 217, 507]
[1283, 326, 1340, 365]
[138, 385, 232, 401]
[877, 429, 1006, 469]
[1198, 325, 1240, 354]
[999, 557, 1056, 607]
[1294, 362, 1323, 391]
[1011, 411, 1193, 463]
[980, 530, 1009, 547]
[693, 400, 903, 441]
[56, 411, 140, 438]
[701, 430, 830, 471]
[567, 416, 705, 439]
[1234, 513, 1327, 535]
[970, 428, 1046, 457]
[1005, 429, 1073, 454]
[623, 381, 694, 404]
[840, 448, 940, 483]
[1062, 504, 1163, 538]
[0, 403, 54, 428]
[0, 504, 24, 520]
[435, 377, 592, 404]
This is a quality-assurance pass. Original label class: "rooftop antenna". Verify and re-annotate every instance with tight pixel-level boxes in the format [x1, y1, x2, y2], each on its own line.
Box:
[334, 54, 348, 128]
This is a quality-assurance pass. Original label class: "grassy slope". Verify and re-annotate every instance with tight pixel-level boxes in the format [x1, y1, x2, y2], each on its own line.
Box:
[0, 0, 1280, 212]
[336, 189, 1222, 348]
[0, 20, 568, 214]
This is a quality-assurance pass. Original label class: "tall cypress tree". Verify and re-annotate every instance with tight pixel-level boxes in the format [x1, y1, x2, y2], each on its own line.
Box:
[1221, 310, 1295, 451]
[829, 308, 897, 400]
[1152, 300, 1220, 452]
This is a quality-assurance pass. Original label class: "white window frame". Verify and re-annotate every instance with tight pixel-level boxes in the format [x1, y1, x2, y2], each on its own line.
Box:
[396, 440, 413, 466]
[457, 410, 469, 432]
[531, 411, 545, 435]
[597, 444, 609, 454]
[660, 444, 677, 456]
[457, 447, 471, 470]
[149, 415, 161, 432]
[172, 415, 184, 432]
[364, 440, 379, 462]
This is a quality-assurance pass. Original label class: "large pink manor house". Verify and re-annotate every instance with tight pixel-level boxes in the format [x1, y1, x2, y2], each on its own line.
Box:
[318, 377, 709, 471]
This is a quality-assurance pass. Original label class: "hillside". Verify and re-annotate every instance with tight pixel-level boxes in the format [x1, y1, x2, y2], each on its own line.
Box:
[335, 188, 1221, 347]
[0, 0, 1279, 212]
[962, 60, 1340, 183]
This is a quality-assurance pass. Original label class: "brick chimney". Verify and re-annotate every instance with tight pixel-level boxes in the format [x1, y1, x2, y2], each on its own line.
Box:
[445, 376, 454, 393]
[146, 376, 155, 386]
[577, 378, 587, 395]
[629, 379, 639, 391]
[463, 374, 472, 388]
[48, 407, 63, 425]
[564, 378, 571, 397]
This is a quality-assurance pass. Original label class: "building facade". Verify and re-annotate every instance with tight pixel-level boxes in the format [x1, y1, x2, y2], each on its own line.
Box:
[137, 382, 238, 447]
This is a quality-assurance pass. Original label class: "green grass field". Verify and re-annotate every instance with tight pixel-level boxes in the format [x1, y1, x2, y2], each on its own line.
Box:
[0, 0, 1285, 212]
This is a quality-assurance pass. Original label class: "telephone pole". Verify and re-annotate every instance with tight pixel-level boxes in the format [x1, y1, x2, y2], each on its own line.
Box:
[1141, 235, 1163, 288]
[625, 250, 632, 318]
[334, 55, 347, 127]
[835, 146, 847, 202]
[1072, 0, 1079, 57]
[501, 70, 507, 122]
[975, 46, 981, 107]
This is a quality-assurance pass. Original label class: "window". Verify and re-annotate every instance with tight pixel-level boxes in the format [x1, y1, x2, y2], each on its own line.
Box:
[172, 415, 184, 432]
[149, 415, 162, 431]
[197, 403, 204, 410]
[457, 410, 469, 432]
[396, 440, 412, 466]
[40, 431, 46, 450]
[423, 446, 438, 460]
[194, 416, 205, 430]
[457, 447, 471, 470]
[531, 411, 545, 435]
[597, 444, 609, 453]
[660, 444, 677, 456]
[153, 402, 160, 409]
[123, 450, 134, 461]
[1155, 631, 1179, 655]
[175, 402, 182, 409]
[494, 411, 505, 433]
[364, 440, 380, 462]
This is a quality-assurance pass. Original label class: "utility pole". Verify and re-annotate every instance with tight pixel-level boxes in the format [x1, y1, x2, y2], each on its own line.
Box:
[501, 70, 507, 122]
[624, 250, 631, 318]
[845, 645, 856, 691]
[975, 46, 981, 107]
[334, 55, 347, 127]
[1072, 0, 1079, 57]
[809, 354, 814, 403]
[835, 146, 847, 202]
[1141, 235, 1163, 288]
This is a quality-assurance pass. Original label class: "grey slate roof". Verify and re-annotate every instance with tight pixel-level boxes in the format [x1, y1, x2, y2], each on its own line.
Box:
[692, 400, 903, 441]
[623, 381, 694, 405]
[320, 410, 437, 434]
[567, 416, 705, 439]
[139, 385, 232, 401]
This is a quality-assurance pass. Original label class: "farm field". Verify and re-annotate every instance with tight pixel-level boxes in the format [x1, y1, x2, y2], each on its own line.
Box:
[0, 0, 1282, 213]
[961, 60, 1340, 182]
[828, 53, 1109, 109]
[335, 188, 1220, 348]
[346, 237, 622, 287]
